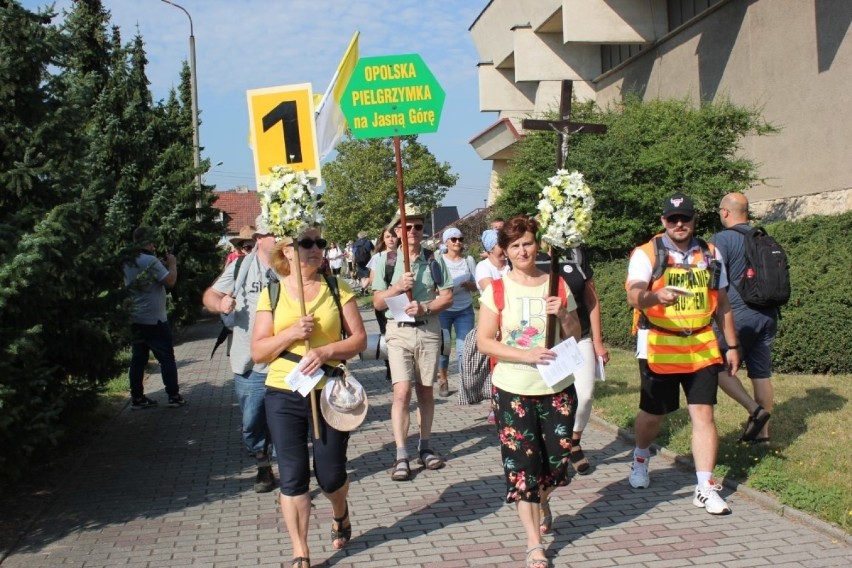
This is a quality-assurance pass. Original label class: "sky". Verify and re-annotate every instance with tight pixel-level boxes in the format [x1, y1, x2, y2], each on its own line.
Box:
[21, 0, 498, 217]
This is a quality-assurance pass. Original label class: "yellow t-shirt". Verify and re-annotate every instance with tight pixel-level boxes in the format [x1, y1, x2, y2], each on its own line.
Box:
[256, 277, 355, 390]
[479, 276, 577, 395]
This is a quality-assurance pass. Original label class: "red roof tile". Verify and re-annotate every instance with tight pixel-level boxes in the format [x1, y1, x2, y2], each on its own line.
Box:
[213, 190, 261, 235]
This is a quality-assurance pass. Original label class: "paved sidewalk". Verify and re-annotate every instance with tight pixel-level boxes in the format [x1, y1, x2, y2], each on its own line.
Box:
[2, 309, 850, 567]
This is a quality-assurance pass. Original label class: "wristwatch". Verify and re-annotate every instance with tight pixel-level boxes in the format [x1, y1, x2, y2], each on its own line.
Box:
[424, 304, 433, 316]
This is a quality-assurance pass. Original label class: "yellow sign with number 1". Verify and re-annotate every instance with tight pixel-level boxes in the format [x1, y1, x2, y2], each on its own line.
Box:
[247, 83, 321, 186]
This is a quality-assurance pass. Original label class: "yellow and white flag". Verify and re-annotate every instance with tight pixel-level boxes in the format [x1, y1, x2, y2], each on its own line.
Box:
[315, 31, 359, 160]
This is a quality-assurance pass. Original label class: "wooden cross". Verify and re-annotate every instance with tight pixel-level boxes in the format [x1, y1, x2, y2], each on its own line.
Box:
[521, 80, 607, 347]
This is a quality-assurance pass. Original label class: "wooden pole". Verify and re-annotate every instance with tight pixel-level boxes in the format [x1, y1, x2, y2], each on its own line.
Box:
[291, 246, 321, 439]
[546, 247, 561, 348]
[393, 136, 413, 301]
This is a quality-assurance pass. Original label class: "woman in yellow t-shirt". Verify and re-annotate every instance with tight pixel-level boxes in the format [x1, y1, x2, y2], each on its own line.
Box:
[251, 228, 366, 568]
[476, 215, 581, 568]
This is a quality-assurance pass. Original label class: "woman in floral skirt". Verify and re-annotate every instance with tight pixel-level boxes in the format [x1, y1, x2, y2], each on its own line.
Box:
[476, 215, 581, 568]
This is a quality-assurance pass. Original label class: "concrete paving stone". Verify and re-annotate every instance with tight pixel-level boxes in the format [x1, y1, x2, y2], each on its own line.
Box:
[722, 558, 774, 568]
[614, 553, 662, 564]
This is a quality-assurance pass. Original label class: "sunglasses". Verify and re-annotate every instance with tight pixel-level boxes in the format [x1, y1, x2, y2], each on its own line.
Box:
[403, 223, 424, 232]
[448, 237, 463, 243]
[241, 244, 255, 251]
[665, 214, 694, 224]
[291, 237, 328, 250]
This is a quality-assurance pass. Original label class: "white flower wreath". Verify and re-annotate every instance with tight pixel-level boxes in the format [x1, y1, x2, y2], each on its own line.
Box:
[536, 169, 595, 249]
[258, 165, 319, 238]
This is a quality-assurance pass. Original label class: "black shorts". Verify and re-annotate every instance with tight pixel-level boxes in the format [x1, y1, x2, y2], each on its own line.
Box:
[638, 359, 720, 415]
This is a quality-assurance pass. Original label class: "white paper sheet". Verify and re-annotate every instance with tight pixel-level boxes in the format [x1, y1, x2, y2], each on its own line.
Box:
[635, 329, 648, 359]
[285, 363, 325, 397]
[384, 293, 415, 322]
[536, 336, 586, 388]
[594, 355, 606, 382]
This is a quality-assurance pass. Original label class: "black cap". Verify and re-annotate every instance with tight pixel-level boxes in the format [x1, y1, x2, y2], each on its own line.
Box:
[662, 193, 695, 218]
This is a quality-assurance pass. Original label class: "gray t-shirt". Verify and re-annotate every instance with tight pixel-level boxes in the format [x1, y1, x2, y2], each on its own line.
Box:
[212, 252, 272, 374]
[124, 253, 170, 325]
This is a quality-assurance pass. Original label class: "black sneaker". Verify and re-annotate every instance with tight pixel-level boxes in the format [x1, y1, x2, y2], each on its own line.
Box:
[131, 396, 158, 410]
[254, 466, 276, 493]
[167, 394, 187, 408]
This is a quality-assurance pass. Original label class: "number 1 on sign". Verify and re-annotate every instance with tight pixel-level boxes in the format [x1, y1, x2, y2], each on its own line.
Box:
[262, 100, 302, 164]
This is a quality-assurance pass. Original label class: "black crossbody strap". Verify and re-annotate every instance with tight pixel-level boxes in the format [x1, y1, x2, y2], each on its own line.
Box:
[276, 350, 345, 377]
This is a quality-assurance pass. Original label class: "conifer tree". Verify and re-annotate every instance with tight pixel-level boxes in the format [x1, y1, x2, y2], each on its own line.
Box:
[0, 0, 126, 482]
[146, 63, 222, 326]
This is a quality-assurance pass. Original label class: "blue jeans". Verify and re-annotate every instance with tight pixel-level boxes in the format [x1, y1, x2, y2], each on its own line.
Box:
[234, 370, 270, 455]
[438, 305, 475, 371]
[129, 321, 179, 399]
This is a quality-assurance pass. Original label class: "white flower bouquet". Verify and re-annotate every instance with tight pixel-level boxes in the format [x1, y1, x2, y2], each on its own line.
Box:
[536, 169, 595, 249]
[258, 165, 319, 238]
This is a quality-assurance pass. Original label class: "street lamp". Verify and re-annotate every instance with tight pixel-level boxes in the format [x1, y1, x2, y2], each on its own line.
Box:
[161, 0, 201, 190]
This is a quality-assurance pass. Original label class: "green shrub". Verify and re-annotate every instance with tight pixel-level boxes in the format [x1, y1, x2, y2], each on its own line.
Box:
[770, 211, 852, 374]
[592, 258, 634, 350]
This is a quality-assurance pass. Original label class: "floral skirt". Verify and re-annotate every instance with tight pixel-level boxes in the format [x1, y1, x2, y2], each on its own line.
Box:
[492, 385, 577, 503]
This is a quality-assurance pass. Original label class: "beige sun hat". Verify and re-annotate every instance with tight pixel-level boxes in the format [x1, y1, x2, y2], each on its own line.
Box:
[320, 372, 369, 432]
[386, 203, 425, 232]
[228, 225, 256, 248]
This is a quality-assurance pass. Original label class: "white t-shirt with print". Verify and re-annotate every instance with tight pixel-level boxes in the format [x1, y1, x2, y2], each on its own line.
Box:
[479, 276, 577, 395]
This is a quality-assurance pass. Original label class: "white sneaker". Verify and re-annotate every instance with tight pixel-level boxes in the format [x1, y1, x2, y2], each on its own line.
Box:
[693, 480, 732, 515]
[628, 456, 650, 488]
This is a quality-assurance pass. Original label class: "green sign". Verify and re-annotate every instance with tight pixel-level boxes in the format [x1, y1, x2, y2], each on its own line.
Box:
[340, 53, 445, 139]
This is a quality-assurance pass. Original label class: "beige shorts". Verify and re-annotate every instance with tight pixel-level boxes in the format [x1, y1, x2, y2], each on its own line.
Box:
[385, 317, 441, 387]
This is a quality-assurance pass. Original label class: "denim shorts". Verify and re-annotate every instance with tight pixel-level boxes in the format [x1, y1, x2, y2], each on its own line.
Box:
[720, 309, 777, 379]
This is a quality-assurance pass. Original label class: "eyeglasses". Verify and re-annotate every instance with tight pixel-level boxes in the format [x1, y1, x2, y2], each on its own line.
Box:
[404, 223, 424, 232]
[448, 237, 463, 243]
[291, 237, 328, 250]
[241, 243, 255, 252]
[665, 214, 694, 225]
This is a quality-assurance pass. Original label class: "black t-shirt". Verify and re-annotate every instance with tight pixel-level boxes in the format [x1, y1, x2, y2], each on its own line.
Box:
[535, 249, 594, 338]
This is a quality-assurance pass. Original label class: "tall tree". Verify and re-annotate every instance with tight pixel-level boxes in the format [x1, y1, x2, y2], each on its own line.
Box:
[146, 63, 222, 327]
[0, 0, 126, 482]
[321, 134, 458, 242]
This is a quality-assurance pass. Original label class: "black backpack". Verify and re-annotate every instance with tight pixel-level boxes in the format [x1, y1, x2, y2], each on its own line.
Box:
[724, 225, 791, 308]
[353, 238, 371, 266]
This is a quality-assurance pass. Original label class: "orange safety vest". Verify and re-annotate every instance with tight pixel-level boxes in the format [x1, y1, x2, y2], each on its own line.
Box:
[630, 236, 722, 374]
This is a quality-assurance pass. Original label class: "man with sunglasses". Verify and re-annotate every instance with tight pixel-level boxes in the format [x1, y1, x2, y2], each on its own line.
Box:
[203, 216, 279, 493]
[625, 193, 739, 515]
[372, 205, 454, 481]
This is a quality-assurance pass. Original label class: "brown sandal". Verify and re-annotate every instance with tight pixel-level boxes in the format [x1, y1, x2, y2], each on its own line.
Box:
[292, 557, 310, 567]
[391, 458, 410, 481]
[570, 444, 591, 475]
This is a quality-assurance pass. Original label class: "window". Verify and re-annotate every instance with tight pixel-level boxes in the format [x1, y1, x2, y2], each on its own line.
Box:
[667, 0, 723, 30]
[601, 44, 645, 73]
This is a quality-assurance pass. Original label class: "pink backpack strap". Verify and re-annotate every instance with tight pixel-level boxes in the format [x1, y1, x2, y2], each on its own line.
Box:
[489, 277, 505, 372]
